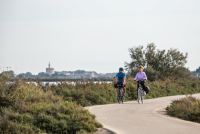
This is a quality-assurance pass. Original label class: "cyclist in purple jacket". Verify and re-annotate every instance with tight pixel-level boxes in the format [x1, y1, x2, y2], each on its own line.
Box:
[134, 65, 148, 101]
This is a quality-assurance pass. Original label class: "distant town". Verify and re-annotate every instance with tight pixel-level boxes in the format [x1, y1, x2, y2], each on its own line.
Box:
[1, 63, 117, 79]
[1, 63, 200, 79]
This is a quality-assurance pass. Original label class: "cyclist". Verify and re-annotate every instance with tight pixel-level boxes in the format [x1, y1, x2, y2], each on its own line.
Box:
[115, 67, 126, 97]
[134, 65, 147, 101]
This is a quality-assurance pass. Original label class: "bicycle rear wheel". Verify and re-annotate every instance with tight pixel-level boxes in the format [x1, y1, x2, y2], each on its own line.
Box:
[118, 99, 120, 104]
[138, 89, 141, 104]
[141, 91, 144, 104]
[118, 89, 123, 104]
[121, 96, 124, 104]
[141, 96, 144, 104]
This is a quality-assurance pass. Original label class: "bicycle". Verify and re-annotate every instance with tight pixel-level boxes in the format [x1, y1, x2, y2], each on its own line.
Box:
[116, 83, 125, 104]
[137, 80, 146, 104]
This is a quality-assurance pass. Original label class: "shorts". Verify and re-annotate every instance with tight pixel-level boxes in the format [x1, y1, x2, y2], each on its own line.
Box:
[117, 81, 126, 87]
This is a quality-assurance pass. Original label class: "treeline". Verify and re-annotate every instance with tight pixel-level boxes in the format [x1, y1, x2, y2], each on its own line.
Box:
[125, 43, 191, 81]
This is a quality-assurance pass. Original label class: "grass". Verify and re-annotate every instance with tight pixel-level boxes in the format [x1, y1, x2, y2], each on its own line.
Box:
[166, 95, 200, 123]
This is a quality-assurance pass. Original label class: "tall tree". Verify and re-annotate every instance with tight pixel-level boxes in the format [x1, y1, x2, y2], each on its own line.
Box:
[125, 43, 190, 81]
[125, 46, 146, 75]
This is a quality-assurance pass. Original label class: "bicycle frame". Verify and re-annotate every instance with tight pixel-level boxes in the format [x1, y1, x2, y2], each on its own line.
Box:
[116, 83, 125, 104]
[137, 80, 145, 104]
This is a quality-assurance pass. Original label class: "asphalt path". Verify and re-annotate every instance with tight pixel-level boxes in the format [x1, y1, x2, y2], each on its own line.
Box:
[87, 94, 200, 134]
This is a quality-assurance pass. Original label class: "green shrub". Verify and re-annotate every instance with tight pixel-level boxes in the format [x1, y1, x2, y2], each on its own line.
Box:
[0, 75, 102, 134]
[48, 81, 118, 107]
[45, 77, 200, 105]
[166, 95, 200, 123]
[1, 73, 200, 133]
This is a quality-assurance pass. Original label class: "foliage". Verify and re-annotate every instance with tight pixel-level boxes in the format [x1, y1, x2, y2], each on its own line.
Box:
[196, 67, 200, 73]
[47, 81, 118, 107]
[1, 71, 14, 78]
[1, 72, 200, 133]
[44, 77, 200, 105]
[125, 77, 200, 100]
[166, 95, 200, 123]
[0, 76, 102, 134]
[25, 72, 33, 77]
[38, 72, 50, 78]
[125, 43, 191, 81]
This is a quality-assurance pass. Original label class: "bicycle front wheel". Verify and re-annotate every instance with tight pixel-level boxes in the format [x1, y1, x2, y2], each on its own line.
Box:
[138, 89, 141, 104]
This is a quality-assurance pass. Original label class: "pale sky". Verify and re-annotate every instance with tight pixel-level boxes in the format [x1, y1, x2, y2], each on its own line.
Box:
[0, 0, 200, 74]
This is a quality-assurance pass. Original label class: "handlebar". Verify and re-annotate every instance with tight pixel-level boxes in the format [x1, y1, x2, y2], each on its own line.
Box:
[135, 79, 146, 83]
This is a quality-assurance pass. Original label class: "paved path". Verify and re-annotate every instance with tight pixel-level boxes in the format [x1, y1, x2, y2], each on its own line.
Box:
[87, 94, 200, 134]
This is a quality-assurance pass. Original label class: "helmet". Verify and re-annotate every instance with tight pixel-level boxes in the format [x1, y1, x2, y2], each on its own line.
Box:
[119, 67, 124, 71]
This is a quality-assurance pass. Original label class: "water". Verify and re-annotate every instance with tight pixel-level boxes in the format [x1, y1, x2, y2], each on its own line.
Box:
[27, 81, 112, 86]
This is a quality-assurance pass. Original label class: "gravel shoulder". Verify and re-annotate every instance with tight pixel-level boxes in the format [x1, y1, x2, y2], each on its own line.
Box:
[94, 128, 116, 134]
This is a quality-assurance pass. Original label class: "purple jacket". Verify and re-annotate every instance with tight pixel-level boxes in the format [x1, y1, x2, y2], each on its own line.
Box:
[134, 72, 147, 80]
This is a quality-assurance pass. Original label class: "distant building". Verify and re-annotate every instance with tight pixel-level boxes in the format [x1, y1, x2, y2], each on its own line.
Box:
[57, 71, 70, 76]
[98, 73, 116, 78]
[69, 71, 98, 78]
[84, 71, 98, 77]
[46, 63, 55, 76]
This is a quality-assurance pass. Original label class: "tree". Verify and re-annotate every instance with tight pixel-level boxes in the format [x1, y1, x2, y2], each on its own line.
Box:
[75, 70, 85, 74]
[58, 74, 67, 77]
[196, 67, 200, 73]
[38, 72, 50, 78]
[25, 72, 33, 77]
[1, 70, 14, 77]
[51, 72, 59, 78]
[124, 45, 146, 75]
[125, 43, 190, 81]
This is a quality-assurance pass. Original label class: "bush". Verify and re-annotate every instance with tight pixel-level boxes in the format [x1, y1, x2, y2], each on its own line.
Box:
[47, 81, 118, 107]
[37, 76, 200, 105]
[0, 74, 102, 134]
[166, 95, 200, 123]
[125, 77, 200, 100]
[1, 72, 200, 133]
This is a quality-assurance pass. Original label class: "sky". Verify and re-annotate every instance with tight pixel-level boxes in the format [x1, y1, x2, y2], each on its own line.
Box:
[0, 0, 200, 75]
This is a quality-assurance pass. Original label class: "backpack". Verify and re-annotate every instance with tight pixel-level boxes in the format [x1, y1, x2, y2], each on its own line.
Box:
[146, 86, 150, 94]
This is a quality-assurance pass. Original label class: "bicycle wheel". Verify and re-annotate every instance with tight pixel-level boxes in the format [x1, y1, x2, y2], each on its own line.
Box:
[117, 89, 120, 104]
[140, 90, 143, 104]
[138, 89, 141, 104]
[122, 94, 125, 104]
[120, 89, 123, 104]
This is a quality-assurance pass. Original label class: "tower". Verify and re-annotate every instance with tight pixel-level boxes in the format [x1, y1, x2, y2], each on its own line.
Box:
[46, 62, 54, 76]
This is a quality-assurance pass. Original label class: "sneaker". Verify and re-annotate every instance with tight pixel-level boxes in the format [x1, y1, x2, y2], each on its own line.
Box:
[136, 98, 138, 102]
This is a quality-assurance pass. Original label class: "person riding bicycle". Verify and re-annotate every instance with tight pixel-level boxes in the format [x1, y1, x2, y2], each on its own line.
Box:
[134, 65, 148, 101]
[115, 67, 126, 97]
